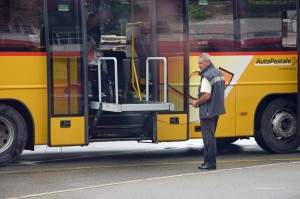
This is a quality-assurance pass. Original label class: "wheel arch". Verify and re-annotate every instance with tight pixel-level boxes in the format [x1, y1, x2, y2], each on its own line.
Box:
[254, 93, 297, 135]
[0, 99, 34, 151]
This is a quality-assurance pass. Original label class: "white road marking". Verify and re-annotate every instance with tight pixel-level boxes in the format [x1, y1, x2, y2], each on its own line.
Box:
[8, 161, 300, 199]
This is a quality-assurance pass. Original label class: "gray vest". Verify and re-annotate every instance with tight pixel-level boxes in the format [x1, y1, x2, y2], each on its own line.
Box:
[198, 63, 226, 118]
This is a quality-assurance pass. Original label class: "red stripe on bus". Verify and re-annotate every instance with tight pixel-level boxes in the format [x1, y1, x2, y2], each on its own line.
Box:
[0, 40, 40, 46]
[0, 52, 46, 56]
[0, 52, 81, 56]
[52, 52, 82, 56]
[0, 51, 296, 57]
[189, 51, 297, 56]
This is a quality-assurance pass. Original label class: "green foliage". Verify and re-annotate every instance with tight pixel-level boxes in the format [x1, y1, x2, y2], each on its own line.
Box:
[99, 0, 131, 35]
[188, 4, 206, 20]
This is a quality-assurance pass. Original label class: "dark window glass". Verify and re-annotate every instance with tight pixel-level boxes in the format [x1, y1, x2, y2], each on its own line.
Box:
[47, 0, 84, 116]
[188, 1, 234, 52]
[238, 0, 297, 50]
[0, 0, 44, 52]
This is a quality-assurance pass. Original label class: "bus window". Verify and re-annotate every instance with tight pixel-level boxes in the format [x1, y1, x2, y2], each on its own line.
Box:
[283, 10, 297, 48]
[188, 0, 234, 51]
[90, 0, 133, 51]
[238, 0, 297, 50]
[0, 0, 44, 52]
[87, 0, 149, 104]
[46, 0, 85, 116]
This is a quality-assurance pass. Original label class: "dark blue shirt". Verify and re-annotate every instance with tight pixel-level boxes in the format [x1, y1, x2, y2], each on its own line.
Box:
[88, 25, 101, 47]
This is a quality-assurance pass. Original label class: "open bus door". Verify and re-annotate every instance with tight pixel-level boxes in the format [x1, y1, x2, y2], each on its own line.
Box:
[44, 0, 88, 146]
[87, 0, 185, 142]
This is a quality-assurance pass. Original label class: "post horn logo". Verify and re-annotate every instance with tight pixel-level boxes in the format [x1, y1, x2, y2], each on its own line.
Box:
[189, 67, 234, 101]
[291, 57, 297, 65]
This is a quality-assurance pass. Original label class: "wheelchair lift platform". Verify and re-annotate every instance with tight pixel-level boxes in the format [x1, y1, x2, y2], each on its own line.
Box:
[90, 101, 174, 112]
[90, 57, 174, 113]
[89, 57, 174, 135]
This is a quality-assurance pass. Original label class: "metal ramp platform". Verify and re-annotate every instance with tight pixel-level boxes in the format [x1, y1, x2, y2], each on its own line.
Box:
[90, 101, 174, 112]
[89, 57, 174, 113]
[89, 57, 174, 136]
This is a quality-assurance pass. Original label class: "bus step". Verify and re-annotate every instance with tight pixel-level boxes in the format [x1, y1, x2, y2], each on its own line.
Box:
[89, 137, 152, 142]
[88, 113, 145, 126]
[91, 126, 143, 138]
[92, 124, 143, 129]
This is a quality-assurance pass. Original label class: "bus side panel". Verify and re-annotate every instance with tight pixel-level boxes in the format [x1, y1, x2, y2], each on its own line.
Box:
[189, 86, 236, 139]
[50, 117, 85, 146]
[215, 86, 236, 138]
[0, 55, 48, 145]
[188, 55, 236, 138]
[0, 89, 48, 144]
[236, 84, 297, 137]
[157, 114, 187, 141]
[236, 53, 297, 137]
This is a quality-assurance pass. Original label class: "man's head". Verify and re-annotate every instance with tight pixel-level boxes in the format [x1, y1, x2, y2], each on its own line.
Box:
[87, 13, 98, 29]
[198, 53, 211, 71]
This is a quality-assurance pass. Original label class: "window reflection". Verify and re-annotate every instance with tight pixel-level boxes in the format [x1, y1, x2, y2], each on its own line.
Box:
[239, 0, 297, 49]
[188, 0, 297, 51]
[0, 0, 44, 52]
[189, 1, 234, 51]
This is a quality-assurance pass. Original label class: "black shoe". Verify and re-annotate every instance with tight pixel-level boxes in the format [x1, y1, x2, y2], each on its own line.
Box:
[198, 163, 216, 170]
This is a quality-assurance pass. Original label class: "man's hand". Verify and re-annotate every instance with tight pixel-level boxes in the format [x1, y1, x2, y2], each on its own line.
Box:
[192, 102, 198, 108]
[191, 92, 211, 108]
[189, 101, 198, 108]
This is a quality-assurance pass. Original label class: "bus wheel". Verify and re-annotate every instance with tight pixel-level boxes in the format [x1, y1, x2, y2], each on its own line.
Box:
[255, 98, 300, 153]
[0, 104, 27, 166]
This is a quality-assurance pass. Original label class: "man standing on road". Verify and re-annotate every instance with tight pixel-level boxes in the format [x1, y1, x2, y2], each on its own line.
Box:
[190, 53, 226, 170]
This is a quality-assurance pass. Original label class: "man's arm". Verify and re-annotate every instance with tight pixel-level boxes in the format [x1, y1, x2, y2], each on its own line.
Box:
[192, 92, 211, 108]
[191, 77, 211, 108]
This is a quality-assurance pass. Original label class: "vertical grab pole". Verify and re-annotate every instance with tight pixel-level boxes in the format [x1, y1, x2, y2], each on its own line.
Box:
[164, 57, 167, 102]
[146, 57, 167, 102]
[97, 59, 102, 103]
[146, 59, 149, 101]
[98, 57, 118, 104]
[297, 0, 300, 136]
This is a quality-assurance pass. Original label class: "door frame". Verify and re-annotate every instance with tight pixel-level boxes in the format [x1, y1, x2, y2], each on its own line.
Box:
[297, 0, 300, 136]
[44, 0, 89, 146]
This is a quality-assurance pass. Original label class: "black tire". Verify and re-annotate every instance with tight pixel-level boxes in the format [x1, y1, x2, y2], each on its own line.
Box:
[216, 138, 238, 147]
[255, 98, 300, 153]
[0, 104, 27, 166]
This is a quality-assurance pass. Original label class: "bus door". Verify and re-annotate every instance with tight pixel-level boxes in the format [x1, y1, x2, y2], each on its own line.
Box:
[153, 0, 189, 142]
[44, 0, 88, 146]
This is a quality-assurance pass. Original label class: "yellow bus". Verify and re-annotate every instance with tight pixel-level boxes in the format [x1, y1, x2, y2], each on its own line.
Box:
[0, 0, 299, 166]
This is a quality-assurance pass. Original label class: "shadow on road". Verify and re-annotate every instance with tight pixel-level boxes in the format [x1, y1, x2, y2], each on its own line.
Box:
[12, 139, 297, 167]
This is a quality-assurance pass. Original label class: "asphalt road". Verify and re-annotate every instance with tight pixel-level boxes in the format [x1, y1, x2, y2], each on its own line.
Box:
[1, 139, 300, 199]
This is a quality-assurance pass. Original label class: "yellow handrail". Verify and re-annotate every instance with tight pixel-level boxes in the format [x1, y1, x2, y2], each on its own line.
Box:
[131, 0, 142, 101]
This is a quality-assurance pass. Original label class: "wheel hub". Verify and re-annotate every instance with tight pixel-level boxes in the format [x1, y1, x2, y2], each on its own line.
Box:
[0, 123, 5, 143]
[272, 111, 296, 138]
[0, 118, 14, 153]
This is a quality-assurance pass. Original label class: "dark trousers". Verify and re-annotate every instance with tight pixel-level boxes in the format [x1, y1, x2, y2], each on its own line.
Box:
[200, 116, 219, 167]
